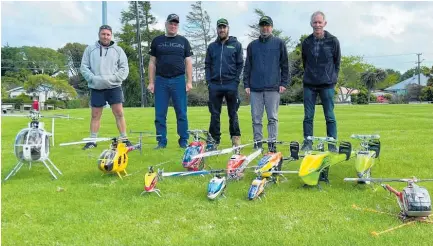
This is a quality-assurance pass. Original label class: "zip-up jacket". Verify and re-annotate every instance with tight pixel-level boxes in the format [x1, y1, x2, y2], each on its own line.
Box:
[301, 31, 341, 88]
[243, 35, 290, 92]
[205, 36, 243, 85]
[80, 41, 129, 90]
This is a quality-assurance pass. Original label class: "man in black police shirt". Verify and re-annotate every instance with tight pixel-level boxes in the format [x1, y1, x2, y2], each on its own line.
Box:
[205, 18, 244, 150]
[148, 14, 193, 149]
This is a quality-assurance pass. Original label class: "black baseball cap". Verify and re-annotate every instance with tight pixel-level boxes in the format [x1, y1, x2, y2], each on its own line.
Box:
[259, 16, 273, 26]
[217, 18, 229, 27]
[167, 13, 179, 23]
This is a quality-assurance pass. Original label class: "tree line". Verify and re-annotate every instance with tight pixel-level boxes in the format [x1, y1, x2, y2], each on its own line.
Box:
[2, 1, 433, 106]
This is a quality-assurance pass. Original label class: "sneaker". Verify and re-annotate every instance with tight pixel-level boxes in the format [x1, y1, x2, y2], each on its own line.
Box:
[82, 142, 97, 150]
[154, 145, 166, 150]
[268, 142, 277, 153]
[179, 143, 188, 149]
[231, 136, 241, 147]
[253, 141, 263, 150]
[328, 143, 338, 153]
[319, 167, 330, 182]
[206, 142, 218, 151]
[300, 140, 313, 152]
[122, 139, 133, 147]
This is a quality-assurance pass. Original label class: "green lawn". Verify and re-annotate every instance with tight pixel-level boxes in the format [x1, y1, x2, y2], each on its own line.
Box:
[2, 104, 433, 245]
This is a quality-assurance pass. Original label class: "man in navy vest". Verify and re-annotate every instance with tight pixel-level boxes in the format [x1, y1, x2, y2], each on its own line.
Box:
[205, 18, 244, 150]
[148, 14, 193, 149]
[243, 16, 290, 152]
[301, 11, 341, 153]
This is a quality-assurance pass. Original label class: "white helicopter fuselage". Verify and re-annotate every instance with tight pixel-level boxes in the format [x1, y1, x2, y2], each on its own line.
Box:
[14, 124, 51, 162]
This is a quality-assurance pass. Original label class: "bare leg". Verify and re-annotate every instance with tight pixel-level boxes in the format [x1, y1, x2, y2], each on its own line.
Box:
[111, 103, 126, 135]
[91, 107, 103, 136]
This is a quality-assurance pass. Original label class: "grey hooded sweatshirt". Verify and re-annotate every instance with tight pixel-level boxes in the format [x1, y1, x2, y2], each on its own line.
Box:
[80, 41, 129, 90]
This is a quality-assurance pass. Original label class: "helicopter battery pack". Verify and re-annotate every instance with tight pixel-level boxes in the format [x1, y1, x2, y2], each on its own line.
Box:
[402, 185, 432, 217]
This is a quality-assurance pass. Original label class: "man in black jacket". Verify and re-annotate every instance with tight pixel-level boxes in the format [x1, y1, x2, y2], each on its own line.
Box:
[243, 16, 289, 152]
[205, 18, 244, 149]
[301, 11, 341, 152]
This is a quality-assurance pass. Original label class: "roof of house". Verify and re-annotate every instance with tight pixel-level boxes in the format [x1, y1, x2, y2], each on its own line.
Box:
[384, 74, 429, 91]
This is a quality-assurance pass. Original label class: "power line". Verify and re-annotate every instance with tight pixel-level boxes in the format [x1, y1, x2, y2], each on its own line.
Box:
[362, 53, 416, 58]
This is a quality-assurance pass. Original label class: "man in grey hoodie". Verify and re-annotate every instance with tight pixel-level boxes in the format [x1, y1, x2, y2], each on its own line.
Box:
[80, 25, 130, 150]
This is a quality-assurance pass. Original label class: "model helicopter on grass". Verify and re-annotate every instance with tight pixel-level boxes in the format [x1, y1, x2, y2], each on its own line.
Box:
[344, 177, 433, 236]
[198, 144, 263, 200]
[2, 103, 83, 181]
[141, 161, 172, 197]
[248, 141, 300, 200]
[181, 129, 218, 171]
[349, 134, 381, 184]
[60, 131, 154, 179]
[192, 141, 262, 180]
[296, 136, 352, 188]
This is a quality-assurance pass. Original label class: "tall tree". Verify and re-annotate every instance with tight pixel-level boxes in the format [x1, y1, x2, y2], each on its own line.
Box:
[58, 43, 87, 77]
[58, 43, 89, 95]
[1, 46, 67, 76]
[117, 1, 164, 107]
[184, 1, 215, 83]
[247, 8, 293, 48]
[336, 56, 374, 102]
[361, 69, 387, 103]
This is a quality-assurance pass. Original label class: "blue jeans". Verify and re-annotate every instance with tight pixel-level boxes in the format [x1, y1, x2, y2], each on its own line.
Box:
[154, 75, 189, 147]
[303, 86, 337, 140]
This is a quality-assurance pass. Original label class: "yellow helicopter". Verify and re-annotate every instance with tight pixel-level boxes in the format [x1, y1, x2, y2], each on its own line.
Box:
[297, 136, 352, 187]
[60, 131, 154, 179]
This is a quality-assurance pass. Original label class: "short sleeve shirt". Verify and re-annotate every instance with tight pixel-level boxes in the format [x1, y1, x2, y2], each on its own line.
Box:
[149, 35, 193, 78]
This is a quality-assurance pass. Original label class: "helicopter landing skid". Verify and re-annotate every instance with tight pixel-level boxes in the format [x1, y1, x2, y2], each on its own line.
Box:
[4, 158, 62, 181]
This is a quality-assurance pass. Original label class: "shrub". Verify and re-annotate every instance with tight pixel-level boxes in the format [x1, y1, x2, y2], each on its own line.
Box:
[45, 99, 66, 109]
[384, 94, 393, 101]
[420, 86, 433, 101]
[65, 100, 81, 109]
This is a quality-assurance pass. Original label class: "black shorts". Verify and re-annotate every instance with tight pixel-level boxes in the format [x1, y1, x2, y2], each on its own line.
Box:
[90, 86, 124, 107]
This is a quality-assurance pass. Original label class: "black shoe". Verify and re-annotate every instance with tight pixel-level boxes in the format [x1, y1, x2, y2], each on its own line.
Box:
[319, 167, 329, 182]
[328, 143, 338, 153]
[268, 142, 277, 153]
[300, 140, 313, 152]
[82, 142, 97, 150]
[154, 145, 166, 150]
[253, 142, 263, 150]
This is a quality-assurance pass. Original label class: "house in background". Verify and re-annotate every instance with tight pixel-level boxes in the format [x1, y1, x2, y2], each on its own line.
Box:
[384, 74, 428, 95]
[336, 86, 359, 102]
[7, 84, 72, 109]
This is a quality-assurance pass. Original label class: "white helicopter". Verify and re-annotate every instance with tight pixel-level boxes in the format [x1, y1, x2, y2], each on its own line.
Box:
[2, 103, 83, 181]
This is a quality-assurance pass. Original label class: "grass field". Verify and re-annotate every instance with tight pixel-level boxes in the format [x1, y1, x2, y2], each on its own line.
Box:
[1, 104, 433, 245]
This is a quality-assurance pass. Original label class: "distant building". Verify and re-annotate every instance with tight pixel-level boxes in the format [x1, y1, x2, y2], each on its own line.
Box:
[337, 87, 359, 102]
[6, 84, 73, 109]
[384, 74, 428, 95]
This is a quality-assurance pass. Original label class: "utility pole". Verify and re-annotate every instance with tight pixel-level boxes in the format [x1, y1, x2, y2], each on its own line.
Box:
[416, 53, 423, 85]
[102, 1, 107, 25]
[135, 1, 146, 107]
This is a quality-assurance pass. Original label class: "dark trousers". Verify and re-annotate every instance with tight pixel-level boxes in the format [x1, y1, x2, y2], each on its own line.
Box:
[207, 82, 241, 144]
[154, 75, 189, 147]
[303, 86, 337, 140]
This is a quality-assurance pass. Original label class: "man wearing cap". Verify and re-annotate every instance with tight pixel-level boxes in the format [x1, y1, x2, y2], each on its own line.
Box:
[300, 11, 341, 153]
[80, 25, 130, 150]
[204, 18, 243, 150]
[148, 14, 193, 149]
[243, 16, 290, 152]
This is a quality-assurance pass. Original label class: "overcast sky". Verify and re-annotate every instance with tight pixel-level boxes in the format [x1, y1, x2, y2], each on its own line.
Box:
[2, 1, 433, 74]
